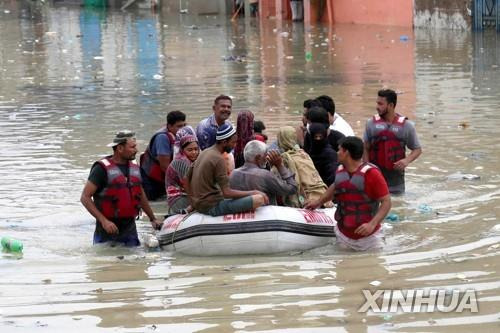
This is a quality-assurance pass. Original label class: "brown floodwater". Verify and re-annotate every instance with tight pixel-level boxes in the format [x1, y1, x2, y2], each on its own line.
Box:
[1, 1, 500, 332]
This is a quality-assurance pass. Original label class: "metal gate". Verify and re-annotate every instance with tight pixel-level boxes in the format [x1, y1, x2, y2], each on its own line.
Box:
[474, 0, 500, 31]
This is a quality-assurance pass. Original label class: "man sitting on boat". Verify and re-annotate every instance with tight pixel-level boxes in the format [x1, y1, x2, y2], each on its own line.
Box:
[305, 136, 391, 251]
[229, 140, 297, 205]
[187, 123, 269, 216]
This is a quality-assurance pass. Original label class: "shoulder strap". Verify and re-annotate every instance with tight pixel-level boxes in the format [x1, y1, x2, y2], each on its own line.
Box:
[395, 115, 406, 124]
[359, 163, 373, 174]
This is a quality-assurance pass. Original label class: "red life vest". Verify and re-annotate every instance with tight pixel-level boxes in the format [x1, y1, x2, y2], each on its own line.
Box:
[139, 128, 175, 183]
[94, 157, 142, 220]
[334, 163, 379, 230]
[368, 114, 406, 171]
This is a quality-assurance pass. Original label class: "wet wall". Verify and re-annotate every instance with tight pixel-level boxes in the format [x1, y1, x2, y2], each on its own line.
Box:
[414, 0, 473, 29]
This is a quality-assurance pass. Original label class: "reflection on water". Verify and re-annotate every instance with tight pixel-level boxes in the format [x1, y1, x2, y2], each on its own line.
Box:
[1, 1, 500, 332]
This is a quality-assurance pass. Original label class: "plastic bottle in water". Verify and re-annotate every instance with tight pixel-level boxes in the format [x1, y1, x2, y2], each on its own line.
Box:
[1, 237, 23, 253]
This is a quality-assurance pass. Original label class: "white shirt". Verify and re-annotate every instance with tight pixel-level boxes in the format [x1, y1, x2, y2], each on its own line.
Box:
[330, 113, 354, 137]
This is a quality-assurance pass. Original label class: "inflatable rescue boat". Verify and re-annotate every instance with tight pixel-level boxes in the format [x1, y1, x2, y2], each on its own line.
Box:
[157, 205, 336, 256]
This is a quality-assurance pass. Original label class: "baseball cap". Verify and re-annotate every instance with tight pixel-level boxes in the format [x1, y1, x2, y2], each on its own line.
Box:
[107, 130, 136, 147]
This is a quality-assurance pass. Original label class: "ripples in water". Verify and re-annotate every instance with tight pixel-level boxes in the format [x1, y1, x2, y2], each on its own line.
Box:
[1, 1, 500, 332]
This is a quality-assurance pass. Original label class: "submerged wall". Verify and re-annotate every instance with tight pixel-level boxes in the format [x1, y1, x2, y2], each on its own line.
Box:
[333, 0, 414, 27]
[81, 0, 474, 30]
[258, 0, 474, 30]
[414, 0, 472, 30]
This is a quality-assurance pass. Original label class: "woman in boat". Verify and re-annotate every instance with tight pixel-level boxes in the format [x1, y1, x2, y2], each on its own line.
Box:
[253, 120, 268, 143]
[166, 126, 200, 214]
[276, 126, 332, 208]
[308, 122, 339, 186]
[234, 110, 256, 169]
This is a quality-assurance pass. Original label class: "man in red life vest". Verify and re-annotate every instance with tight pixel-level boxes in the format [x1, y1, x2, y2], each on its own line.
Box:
[305, 136, 391, 251]
[81, 131, 162, 246]
[140, 111, 186, 200]
[363, 89, 422, 194]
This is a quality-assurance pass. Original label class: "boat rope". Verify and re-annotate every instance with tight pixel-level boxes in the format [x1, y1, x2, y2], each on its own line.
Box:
[170, 211, 195, 251]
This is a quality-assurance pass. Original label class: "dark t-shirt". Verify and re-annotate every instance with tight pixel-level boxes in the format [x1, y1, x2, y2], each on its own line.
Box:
[304, 129, 345, 153]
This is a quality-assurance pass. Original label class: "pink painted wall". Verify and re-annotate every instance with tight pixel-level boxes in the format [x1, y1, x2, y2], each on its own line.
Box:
[332, 0, 414, 27]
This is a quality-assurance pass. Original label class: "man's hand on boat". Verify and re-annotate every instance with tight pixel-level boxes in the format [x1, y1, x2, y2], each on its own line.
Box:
[150, 219, 163, 231]
[304, 199, 321, 210]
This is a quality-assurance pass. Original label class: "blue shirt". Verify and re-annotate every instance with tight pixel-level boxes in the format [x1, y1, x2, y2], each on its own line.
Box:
[150, 132, 172, 158]
[196, 114, 231, 150]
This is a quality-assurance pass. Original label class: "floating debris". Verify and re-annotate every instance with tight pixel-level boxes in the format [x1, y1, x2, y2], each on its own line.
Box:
[385, 213, 400, 223]
[446, 172, 480, 181]
[487, 244, 499, 251]
[418, 204, 432, 214]
[222, 55, 246, 62]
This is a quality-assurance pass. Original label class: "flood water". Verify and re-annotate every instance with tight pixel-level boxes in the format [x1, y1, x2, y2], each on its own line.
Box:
[1, 1, 500, 332]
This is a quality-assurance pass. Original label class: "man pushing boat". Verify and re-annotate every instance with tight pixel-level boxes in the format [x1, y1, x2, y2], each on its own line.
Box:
[81, 131, 162, 246]
[305, 136, 391, 251]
